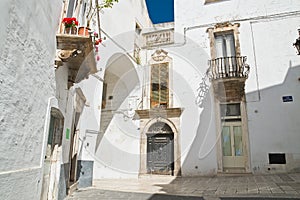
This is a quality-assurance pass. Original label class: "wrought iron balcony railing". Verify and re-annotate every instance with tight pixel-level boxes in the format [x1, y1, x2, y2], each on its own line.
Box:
[208, 56, 250, 80]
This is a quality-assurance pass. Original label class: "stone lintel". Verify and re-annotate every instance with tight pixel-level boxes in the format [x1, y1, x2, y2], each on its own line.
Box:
[135, 107, 183, 119]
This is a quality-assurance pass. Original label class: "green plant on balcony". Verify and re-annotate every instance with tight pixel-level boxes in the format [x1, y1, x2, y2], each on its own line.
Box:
[86, 0, 119, 28]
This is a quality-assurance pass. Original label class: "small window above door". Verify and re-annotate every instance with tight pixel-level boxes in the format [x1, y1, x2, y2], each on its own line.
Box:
[220, 103, 241, 121]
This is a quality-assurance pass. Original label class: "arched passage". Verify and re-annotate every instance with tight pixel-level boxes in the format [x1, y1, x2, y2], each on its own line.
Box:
[96, 53, 140, 151]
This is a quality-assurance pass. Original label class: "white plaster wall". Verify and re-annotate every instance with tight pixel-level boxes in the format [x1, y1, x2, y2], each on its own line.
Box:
[0, 0, 61, 199]
[173, 0, 300, 174]
[175, 0, 300, 31]
[92, 62, 142, 178]
[101, 0, 151, 37]
[246, 18, 300, 173]
[143, 48, 218, 176]
[77, 0, 152, 178]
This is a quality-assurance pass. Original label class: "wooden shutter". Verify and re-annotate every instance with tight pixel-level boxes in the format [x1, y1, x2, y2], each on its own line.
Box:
[151, 63, 169, 108]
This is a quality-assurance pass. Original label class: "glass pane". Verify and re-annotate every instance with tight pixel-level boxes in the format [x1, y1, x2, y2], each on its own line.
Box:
[225, 34, 236, 57]
[151, 65, 159, 84]
[233, 126, 243, 156]
[160, 64, 168, 103]
[222, 126, 232, 156]
[151, 65, 160, 107]
[220, 103, 241, 117]
[67, 0, 76, 17]
[152, 91, 159, 101]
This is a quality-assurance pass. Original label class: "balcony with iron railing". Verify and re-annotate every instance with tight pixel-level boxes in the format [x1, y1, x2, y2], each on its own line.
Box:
[208, 56, 250, 80]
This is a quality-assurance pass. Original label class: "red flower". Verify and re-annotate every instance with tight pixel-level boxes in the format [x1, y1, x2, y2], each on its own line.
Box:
[62, 17, 79, 28]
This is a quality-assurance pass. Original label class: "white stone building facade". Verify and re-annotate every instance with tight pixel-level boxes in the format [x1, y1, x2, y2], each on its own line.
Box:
[81, 0, 300, 179]
[1, 0, 300, 199]
[173, 0, 300, 175]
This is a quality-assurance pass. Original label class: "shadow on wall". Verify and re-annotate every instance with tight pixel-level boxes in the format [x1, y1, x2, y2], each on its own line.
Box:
[181, 87, 217, 176]
[155, 65, 300, 195]
[142, 66, 300, 199]
[246, 65, 300, 173]
[95, 53, 140, 152]
[182, 65, 300, 176]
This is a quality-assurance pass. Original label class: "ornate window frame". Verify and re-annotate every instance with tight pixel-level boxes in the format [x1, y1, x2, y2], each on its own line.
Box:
[207, 22, 241, 59]
[148, 49, 173, 109]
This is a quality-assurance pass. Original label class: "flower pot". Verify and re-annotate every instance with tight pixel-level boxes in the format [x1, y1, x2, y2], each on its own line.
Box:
[64, 27, 77, 34]
[78, 27, 90, 36]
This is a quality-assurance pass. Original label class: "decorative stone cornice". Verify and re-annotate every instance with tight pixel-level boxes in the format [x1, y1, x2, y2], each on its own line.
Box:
[134, 107, 183, 119]
[151, 49, 169, 62]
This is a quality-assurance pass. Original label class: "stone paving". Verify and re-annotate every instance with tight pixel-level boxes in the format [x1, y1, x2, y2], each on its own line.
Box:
[66, 173, 300, 200]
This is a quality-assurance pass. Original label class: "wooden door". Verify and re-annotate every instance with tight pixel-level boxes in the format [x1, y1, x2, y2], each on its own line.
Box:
[221, 122, 245, 170]
[147, 134, 174, 175]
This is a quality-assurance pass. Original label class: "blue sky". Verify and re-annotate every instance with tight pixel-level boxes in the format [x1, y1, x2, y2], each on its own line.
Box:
[145, 0, 174, 24]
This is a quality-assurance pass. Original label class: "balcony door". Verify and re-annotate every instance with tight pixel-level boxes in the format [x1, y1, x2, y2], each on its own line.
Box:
[215, 33, 236, 58]
[215, 33, 237, 76]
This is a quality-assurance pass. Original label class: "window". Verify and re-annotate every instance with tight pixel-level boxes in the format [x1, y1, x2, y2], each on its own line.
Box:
[102, 83, 107, 109]
[220, 103, 241, 121]
[135, 23, 142, 35]
[151, 63, 169, 108]
[67, 0, 77, 17]
[215, 32, 236, 58]
[207, 23, 240, 59]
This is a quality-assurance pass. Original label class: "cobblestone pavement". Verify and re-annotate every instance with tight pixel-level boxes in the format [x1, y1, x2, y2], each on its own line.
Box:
[66, 173, 300, 200]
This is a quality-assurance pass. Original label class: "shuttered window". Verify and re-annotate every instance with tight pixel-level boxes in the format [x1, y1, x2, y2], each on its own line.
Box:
[215, 32, 236, 58]
[151, 63, 169, 108]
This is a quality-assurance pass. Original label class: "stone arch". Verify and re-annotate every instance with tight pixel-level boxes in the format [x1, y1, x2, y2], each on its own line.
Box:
[143, 117, 178, 136]
[96, 53, 140, 151]
[102, 53, 140, 111]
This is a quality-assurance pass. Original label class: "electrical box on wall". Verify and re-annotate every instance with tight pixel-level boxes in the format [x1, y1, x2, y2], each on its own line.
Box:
[269, 153, 286, 164]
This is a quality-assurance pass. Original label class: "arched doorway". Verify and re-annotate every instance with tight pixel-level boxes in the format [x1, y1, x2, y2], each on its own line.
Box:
[146, 122, 174, 175]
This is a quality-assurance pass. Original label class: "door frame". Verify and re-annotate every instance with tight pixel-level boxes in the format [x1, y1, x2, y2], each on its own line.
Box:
[41, 107, 64, 200]
[139, 117, 181, 176]
[67, 88, 86, 192]
[215, 100, 251, 173]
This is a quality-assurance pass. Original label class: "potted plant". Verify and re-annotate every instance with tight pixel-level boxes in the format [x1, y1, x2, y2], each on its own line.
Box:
[62, 17, 79, 34]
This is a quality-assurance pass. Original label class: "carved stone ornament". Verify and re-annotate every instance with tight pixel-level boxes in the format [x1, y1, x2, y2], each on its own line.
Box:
[151, 49, 168, 62]
[215, 22, 240, 29]
[147, 121, 173, 134]
[58, 49, 81, 62]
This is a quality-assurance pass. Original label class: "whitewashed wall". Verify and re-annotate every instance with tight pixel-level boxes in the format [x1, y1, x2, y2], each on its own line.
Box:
[173, 0, 300, 174]
[0, 0, 61, 199]
[77, 0, 152, 179]
[141, 46, 218, 176]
